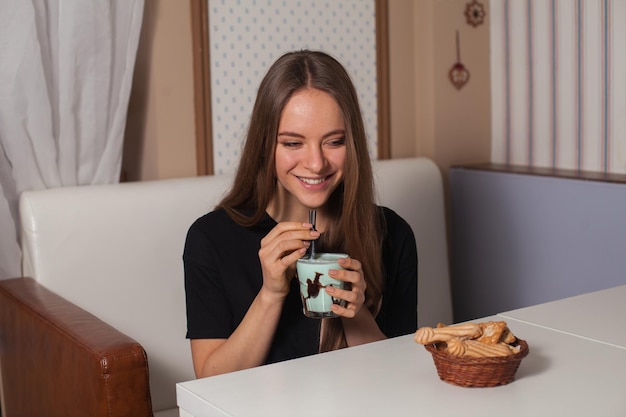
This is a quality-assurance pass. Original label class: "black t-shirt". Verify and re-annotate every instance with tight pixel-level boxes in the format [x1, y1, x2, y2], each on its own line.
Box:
[183, 206, 417, 365]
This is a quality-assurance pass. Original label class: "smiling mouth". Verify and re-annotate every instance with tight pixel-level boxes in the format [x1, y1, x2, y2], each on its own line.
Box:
[298, 176, 328, 185]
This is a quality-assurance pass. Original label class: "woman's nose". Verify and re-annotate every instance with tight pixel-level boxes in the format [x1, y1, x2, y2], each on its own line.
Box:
[304, 146, 325, 172]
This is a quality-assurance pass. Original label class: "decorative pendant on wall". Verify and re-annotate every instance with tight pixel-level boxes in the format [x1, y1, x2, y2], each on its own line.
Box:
[464, 0, 486, 28]
[449, 31, 470, 90]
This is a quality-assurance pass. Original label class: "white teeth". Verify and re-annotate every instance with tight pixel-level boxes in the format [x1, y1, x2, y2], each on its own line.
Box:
[300, 177, 326, 185]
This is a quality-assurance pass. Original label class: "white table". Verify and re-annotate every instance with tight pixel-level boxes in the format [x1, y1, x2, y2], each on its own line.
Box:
[498, 284, 626, 349]
[177, 314, 626, 416]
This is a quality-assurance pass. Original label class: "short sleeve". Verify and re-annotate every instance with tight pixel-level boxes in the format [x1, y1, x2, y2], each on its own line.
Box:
[183, 215, 234, 339]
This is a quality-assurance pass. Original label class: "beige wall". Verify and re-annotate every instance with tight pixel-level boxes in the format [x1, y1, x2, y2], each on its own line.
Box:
[123, 0, 196, 181]
[388, 0, 491, 177]
[123, 0, 491, 182]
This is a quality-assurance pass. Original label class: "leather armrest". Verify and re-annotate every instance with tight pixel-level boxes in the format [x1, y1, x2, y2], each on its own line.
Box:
[0, 278, 153, 417]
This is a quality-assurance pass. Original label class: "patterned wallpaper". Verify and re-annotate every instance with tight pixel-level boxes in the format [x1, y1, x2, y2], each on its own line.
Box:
[490, 0, 626, 175]
[208, 0, 378, 174]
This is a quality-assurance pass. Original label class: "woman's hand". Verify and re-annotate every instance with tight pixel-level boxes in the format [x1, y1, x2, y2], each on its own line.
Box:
[325, 257, 367, 318]
[258, 222, 319, 298]
[326, 256, 387, 346]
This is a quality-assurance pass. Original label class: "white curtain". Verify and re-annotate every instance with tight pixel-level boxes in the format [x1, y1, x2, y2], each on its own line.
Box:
[0, 0, 145, 279]
[490, 0, 626, 174]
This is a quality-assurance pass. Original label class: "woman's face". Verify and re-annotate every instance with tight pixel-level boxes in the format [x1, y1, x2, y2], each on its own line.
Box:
[273, 88, 347, 215]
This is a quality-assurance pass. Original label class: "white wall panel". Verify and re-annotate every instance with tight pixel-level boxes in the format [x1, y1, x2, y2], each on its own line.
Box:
[208, 0, 378, 174]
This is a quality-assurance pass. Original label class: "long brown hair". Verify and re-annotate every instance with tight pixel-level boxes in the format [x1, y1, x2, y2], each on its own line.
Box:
[218, 50, 384, 352]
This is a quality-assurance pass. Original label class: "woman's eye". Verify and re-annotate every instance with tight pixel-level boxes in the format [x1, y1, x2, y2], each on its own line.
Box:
[280, 141, 302, 148]
[326, 137, 346, 147]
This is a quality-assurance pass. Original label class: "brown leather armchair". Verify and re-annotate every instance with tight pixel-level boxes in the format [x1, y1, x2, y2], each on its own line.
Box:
[0, 278, 152, 416]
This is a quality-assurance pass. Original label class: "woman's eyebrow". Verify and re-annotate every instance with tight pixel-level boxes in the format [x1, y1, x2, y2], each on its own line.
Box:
[277, 129, 345, 139]
[322, 129, 346, 138]
[277, 131, 305, 138]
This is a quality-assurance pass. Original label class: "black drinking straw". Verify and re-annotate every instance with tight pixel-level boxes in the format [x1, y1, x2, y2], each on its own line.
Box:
[309, 209, 317, 259]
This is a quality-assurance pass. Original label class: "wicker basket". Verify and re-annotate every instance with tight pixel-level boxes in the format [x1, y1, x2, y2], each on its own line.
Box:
[424, 339, 529, 387]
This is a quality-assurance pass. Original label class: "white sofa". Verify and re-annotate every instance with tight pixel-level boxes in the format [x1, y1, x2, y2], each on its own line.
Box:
[0, 157, 452, 417]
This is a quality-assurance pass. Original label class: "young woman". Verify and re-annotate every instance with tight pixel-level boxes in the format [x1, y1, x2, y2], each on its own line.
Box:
[184, 50, 417, 378]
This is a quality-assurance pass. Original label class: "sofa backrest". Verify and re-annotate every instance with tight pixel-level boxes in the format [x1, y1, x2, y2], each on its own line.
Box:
[19, 157, 451, 412]
[372, 158, 452, 327]
[20, 174, 233, 413]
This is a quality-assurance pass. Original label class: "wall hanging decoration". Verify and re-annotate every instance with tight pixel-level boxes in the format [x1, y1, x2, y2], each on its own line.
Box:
[464, 0, 486, 28]
[449, 30, 470, 90]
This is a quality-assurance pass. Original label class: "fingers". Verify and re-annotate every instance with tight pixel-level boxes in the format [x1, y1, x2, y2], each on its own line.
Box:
[334, 257, 362, 282]
[328, 258, 365, 292]
[330, 303, 357, 318]
[261, 222, 318, 245]
[326, 285, 365, 318]
[259, 222, 320, 263]
[325, 257, 366, 318]
[258, 222, 321, 296]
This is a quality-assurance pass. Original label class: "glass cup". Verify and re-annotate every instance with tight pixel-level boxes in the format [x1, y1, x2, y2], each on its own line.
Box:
[296, 253, 348, 318]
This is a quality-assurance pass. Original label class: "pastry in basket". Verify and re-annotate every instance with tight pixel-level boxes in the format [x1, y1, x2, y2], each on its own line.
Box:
[477, 321, 515, 344]
[446, 338, 516, 357]
[414, 323, 481, 344]
[414, 320, 520, 357]
[415, 320, 529, 388]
